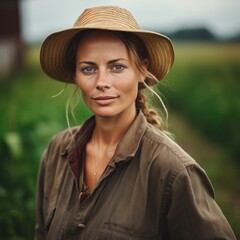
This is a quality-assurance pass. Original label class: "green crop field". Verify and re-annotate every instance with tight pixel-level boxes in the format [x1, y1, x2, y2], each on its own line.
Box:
[0, 42, 239, 239]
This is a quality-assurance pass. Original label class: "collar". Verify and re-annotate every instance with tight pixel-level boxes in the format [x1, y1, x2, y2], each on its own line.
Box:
[112, 111, 148, 162]
[63, 111, 148, 178]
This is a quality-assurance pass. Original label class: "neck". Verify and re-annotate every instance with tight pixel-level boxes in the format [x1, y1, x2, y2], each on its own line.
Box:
[93, 108, 137, 147]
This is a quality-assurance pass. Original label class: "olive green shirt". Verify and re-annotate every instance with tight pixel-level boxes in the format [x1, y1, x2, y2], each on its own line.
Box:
[35, 111, 236, 239]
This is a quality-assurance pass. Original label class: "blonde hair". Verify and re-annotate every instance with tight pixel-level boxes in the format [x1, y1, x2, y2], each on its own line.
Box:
[65, 30, 169, 131]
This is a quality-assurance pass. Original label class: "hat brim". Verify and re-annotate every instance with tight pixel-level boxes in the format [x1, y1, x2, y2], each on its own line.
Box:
[40, 27, 174, 84]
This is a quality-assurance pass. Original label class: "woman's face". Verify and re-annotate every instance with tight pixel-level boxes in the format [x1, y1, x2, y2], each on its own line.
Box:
[75, 31, 146, 119]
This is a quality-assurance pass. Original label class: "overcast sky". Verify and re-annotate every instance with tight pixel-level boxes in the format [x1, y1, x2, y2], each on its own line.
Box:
[20, 0, 240, 42]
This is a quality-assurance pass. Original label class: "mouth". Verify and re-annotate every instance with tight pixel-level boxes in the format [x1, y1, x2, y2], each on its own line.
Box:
[92, 95, 118, 105]
[93, 96, 117, 100]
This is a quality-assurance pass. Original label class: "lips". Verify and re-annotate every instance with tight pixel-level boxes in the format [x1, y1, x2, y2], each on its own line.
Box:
[92, 95, 118, 105]
[93, 96, 117, 100]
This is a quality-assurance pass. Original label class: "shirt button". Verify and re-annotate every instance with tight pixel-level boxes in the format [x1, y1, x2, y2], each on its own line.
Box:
[78, 223, 86, 228]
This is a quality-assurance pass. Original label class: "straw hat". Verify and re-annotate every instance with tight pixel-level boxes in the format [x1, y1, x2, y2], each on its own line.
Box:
[40, 6, 174, 83]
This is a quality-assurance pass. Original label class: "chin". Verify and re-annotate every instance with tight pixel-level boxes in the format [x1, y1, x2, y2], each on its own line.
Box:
[95, 110, 118, 118]
[93, 107, 126, 118]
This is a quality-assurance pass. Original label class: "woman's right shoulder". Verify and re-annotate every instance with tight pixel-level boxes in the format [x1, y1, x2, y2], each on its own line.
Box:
[50, 126, 80, 144]
[43, 126, 81, 158]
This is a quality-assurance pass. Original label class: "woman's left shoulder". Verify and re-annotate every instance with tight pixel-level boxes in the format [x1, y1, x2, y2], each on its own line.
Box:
[142, 125, 198, 171]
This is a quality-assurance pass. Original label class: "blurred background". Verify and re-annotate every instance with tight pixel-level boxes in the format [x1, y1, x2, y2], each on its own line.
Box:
[0, 0, 239, 239]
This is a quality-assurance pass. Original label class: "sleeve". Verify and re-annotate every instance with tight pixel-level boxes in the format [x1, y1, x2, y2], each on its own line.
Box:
[167, 164, 237, 240]
[34, 149, 48, 240]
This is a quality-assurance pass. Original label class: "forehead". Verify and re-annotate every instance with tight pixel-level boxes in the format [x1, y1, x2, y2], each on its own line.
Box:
[76, 30, 129, 57]
[78, 30, 125, 47]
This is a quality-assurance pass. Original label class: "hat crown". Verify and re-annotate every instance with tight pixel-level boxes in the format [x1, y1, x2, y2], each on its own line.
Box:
[73, 6, 141, 31]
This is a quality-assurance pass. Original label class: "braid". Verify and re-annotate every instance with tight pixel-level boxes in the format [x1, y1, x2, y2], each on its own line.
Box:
[136, 89, 164, 130]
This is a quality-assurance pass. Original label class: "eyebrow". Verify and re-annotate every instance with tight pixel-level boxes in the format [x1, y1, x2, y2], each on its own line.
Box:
[108, 58, 128, 64]
[78, 58, 128, 65]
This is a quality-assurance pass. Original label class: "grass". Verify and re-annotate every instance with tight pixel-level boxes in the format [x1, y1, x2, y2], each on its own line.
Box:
[0, 42, 239, 239]
[160, 42, 240, 162]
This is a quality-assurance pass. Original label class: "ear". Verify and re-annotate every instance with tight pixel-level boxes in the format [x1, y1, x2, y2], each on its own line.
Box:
[139, 59, 149, 83]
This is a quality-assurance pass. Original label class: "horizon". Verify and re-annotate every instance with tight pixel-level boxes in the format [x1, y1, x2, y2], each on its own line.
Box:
[19, 0, 240, 43]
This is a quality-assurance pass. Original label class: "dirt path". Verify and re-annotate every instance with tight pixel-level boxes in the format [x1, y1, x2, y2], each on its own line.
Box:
[168, 110, 223, 163]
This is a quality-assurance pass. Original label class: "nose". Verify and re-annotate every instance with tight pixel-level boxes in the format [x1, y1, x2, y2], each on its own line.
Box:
[96, 70, 111, 90]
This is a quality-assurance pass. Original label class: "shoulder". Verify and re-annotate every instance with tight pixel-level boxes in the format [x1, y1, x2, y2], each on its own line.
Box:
[49, 126, 80, 149]
[42, 115, 95, 163]
[141, 124, 214, 198]
[42, 126, 81, 161]
[141, 124, 198, 173]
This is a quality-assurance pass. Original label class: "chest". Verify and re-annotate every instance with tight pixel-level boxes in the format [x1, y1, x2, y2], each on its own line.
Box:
[44, 154, 167, 239]
[84, 145, 114, 192]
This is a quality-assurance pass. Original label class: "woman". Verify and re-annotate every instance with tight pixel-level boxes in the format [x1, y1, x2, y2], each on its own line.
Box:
[36, 6, 236, 240]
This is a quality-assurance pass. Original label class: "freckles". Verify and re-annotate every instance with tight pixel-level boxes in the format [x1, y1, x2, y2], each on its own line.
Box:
[120, 85, 138, 101]
[76, 78, 90, 92]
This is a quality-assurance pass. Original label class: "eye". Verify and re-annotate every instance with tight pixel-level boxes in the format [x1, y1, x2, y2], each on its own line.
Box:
[112, 64, 126, 72]
[81, 66, 96, 74]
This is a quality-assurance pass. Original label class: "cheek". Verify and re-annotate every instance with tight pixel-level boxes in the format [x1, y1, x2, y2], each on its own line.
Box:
[80, 90, 92, 109]
[117, 77, 139, 97]
[75, 77, 91, 93]
[79, 87, 91, 104]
